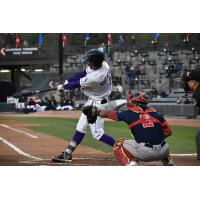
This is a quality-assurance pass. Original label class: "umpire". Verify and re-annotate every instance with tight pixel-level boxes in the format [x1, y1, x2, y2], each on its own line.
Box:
[182, 70, 200, 159]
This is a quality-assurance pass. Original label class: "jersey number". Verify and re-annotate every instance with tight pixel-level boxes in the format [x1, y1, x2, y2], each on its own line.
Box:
[140, 114, 155, 128]
[100, 71, 112, 86]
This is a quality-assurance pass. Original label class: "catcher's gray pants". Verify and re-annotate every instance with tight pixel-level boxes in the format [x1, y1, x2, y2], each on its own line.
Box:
[123, 139, 169, 162]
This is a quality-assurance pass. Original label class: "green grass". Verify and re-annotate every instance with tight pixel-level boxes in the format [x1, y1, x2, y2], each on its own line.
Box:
[0, 116, 199, 153]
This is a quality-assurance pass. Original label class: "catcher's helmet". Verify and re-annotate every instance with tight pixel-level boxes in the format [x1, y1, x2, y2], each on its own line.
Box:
[128, 92, 150, 104]
[82, 49, 104, 69]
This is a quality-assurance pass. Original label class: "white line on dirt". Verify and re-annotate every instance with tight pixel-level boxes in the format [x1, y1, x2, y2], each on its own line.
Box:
[0, 124, 38, 139]
[19, 161, 86, 166]
[171, 153, 197, 156]
[20, 154, 198, 165]
[0, 136, 43, 161]
[33, 157, 116, 161]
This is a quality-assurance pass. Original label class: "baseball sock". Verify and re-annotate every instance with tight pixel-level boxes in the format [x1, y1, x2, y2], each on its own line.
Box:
[99, 133, 115, 147]
[65, 130, 85, 154]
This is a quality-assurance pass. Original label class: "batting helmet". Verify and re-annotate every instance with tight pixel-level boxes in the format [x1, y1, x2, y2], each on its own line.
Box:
[128, 92, 150, 104]
[82, 49, 104, 69]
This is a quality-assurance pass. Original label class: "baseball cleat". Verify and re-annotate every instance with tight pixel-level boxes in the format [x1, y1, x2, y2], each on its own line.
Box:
[52, 152, 72, 162]
[162, 156, 174, 166]
[126, 160, 138, 166]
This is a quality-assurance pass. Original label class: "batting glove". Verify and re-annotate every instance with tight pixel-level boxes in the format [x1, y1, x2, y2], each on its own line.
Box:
[57, 84, 64, 91]
[64, 80, 69, 85]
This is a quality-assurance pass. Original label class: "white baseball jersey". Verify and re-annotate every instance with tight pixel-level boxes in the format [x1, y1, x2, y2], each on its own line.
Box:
[80, 61, 112, 101]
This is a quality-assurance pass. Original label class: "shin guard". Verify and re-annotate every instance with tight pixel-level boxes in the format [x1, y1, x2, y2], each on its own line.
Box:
[113, 138, 135, 166]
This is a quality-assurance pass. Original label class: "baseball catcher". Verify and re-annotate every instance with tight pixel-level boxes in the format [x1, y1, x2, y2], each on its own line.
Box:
[84, 92, 174, 166]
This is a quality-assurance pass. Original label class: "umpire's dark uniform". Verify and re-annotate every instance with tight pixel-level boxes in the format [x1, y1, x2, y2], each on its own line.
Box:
[184, 70, 200, 159]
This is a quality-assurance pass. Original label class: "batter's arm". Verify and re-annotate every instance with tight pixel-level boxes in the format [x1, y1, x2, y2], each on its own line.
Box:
[67, 70, 87, 82]
[63, 79, 81, 90]
[57, 70, 86, 91]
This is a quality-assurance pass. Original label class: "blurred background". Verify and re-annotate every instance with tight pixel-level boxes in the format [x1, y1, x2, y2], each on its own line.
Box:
[0, 33, 199, 116]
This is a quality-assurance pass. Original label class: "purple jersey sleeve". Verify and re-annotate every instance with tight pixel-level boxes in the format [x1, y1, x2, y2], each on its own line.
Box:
[67, 70, 86, 82]
[63, 70, 86, 90]
[63, 79, 81, 89]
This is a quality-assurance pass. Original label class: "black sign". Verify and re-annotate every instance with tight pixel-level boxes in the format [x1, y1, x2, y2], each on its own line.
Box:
[0, 47, 39, 56]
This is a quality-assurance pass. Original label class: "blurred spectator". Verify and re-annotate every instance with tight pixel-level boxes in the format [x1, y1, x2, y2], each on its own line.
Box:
[27, 97, 36, 112]
[166, 64, 175, 77]
[151, 87, 159, 97]
[110, 82, 123, 100]
[182, 94, 190, 104]
[175, 63, 182, 72]
[115, 83, 123, 93]
[68, 97, 75, 107]
[114, 88, 122, 99]
[56, 97, 74, 111]
[26, 97, 45, 112]
[131, 34, 136, 47]
[28, 98, 36, 106]
[176, 94, 190, 104]
[107, 46, 113, 61]
[127, 66, 136, 89]
[157, 91, 168, 98]
[127, 90, 133, 99]
[51, 96, 58, 110]
[98, 43, 106, 53]
[135, 63, 141, 75]
[49, 80, 56, 89]
[44, 97, 55, 110]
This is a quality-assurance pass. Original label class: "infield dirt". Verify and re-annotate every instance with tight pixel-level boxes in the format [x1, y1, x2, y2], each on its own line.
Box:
[0, 111, 200, 166]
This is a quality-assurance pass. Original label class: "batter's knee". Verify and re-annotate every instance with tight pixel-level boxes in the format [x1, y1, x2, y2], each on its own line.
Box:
[114, 138, 137, 166]
[91, 130, 104, 140]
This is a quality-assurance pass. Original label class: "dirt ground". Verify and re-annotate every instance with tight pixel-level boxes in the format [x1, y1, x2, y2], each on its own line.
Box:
[0, 111, 200, 166]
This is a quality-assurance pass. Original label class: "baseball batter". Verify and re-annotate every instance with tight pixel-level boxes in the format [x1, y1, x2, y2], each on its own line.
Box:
[52, 49, 116, 162]
[88, 92, 174, 166]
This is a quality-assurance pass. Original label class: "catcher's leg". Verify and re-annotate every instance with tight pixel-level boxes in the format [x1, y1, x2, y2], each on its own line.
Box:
[114, 138, 138, 166]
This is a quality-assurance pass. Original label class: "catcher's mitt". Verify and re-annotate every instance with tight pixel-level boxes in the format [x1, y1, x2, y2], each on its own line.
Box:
[82, 106, 99, 124]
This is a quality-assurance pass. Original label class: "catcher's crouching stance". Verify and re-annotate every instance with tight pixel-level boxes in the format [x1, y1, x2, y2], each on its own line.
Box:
[85, 92, 174, 166]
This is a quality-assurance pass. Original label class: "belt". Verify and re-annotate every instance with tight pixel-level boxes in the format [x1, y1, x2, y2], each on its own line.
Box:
[144, 141, 166, 149]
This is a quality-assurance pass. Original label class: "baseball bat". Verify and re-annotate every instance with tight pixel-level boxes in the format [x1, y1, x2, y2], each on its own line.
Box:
[13, 88, 57, 98]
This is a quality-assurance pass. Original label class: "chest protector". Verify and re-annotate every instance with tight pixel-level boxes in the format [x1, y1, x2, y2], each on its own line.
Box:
[128, 106, 162, 129]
